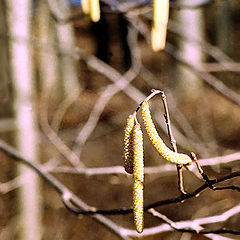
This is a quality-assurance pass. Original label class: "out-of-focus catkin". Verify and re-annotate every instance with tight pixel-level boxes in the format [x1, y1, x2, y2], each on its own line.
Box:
[141, 101, 192, 165]
[90, 0, 100, 22]
[81, 0, 90, 14]
[123, 114, 135, 174]
[132, 123, 144, 233]
[151, 0, 169, 51]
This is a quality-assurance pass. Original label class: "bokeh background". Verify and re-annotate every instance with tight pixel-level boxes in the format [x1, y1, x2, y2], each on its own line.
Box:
[0, 0, 240, 239]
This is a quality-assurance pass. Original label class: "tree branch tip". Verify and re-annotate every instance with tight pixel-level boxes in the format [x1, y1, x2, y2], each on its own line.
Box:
[90, 207, 97, 213]
[62, 191, 72, 201]
[150, 88, 163, 94]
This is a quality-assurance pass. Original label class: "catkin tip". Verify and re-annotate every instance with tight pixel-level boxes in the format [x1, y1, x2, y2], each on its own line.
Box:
[132, 123, 144, 233]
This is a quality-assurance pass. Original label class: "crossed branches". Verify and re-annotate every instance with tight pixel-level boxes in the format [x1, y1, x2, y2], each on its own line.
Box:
[0, 139, 240, 239]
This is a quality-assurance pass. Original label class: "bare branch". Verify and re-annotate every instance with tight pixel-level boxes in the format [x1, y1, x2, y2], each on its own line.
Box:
[72, 68, 138, 158]
[165, 43, 240, 107]
[126, 204, 240, 237]
[0, 139, 131, 240]
[46, 152, 240, 176]
[200, 62, 240, 72]
[56, 169, 240, 215]
[148, 208, 240, 239]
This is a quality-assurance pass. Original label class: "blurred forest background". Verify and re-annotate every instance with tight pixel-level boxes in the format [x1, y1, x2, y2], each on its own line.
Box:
[0, 0, 240, 239]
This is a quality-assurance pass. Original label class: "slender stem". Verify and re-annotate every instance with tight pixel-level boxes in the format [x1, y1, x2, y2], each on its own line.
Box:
[190, 152, 215, 190]
[135, 89, 162, 113]
[160, 91, 177, 151]
[159, 91, 186, 195]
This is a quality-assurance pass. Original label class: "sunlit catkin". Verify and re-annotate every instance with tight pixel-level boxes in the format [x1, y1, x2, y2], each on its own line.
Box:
[132, 123, 144, 233]
[81, 0, 90, 14]
[123, 114, 135, 174]
[151, 0, 169, 51]
[90, 0, 100, 22]
[141, 101, 192, 165]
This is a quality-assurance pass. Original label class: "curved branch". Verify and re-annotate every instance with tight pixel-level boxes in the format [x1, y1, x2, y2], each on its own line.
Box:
[62, 170, 240, 215]
[0, 140, 131, 240]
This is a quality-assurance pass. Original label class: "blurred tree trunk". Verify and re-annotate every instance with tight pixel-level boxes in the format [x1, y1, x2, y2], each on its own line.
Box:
[0, 0, 10, 107]
[7, 1, 42, 239]
[215, 0, 232, 54]
[37, 1, 59, 96]
[48, 0, 80, 97]
[46, 0, 80, 131]
[173, 1, 205, 101]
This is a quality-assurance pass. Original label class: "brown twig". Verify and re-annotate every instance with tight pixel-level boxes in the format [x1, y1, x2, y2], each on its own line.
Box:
[0, 139, 131, 240]
[147, 208, 240, 236]
[1, 140, 240, 238]
[159, 90, 187, 195]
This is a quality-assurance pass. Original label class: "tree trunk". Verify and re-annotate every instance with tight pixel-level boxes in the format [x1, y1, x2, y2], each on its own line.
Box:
[173, 0, 205, 101]
[48, 0, 80, 96]
[7, 1, 42, 239]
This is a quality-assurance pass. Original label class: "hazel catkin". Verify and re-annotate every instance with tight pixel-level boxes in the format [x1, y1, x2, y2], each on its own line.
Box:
[132, 123, 144, 233]
[89, 0, 100, 22]
[123, 114, 135, 174]
[151, 0, 169, 51]
[81, 0, 90, 14]
[141, 101, 192, 165]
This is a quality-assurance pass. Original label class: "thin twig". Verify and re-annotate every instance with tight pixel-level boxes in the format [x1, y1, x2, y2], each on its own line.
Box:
[147, 208, 240, 236]
[164, 43, 240, 107]
[58, 170, 240, 215]
[0, 31, 202, 151]
[159, 91, 187, 195]
[39, 94, 85, 168]
[72, 70, 137, 158]
[1, 141, 240, 238]
[0, 139, 131, 240]
[125, 204, 240, 237]
[72, 23, 141, 158]
[200, 62, 240, 72]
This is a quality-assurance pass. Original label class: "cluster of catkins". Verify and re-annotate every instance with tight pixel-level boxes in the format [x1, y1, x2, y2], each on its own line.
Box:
[123, 100, 192, 233]
[81, 0, 101, 22]
[81, 0, 169, 52]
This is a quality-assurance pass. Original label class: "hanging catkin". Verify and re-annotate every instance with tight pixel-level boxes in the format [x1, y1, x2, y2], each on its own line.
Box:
[151, 0, 169, 51]
[141, 101, 192, 165]
[81, 0, 90, 14]
[132, 123, 144, 233]
[89, 0, 100, 22]
[123, 114, 135, 174]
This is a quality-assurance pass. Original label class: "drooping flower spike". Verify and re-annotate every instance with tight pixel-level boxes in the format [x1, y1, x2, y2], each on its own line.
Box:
[82, 0, 100, 22]
[81, 0, 90, 14]
[141, 101, 192, 166]
[151, 0, 169, 51]
[89, 0, 100, 22]
[123, 114, 135, 174]
[132, 123, 144, 233]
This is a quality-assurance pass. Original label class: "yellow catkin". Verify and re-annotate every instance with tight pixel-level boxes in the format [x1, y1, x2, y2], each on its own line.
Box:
[132, 123, 144, 233]
[123, 114, 135, 174]
[90, 0, 100, 22]
[81, 0, 90, 14]
[151, 0, 169, 51]
[141, 101, 192, 165]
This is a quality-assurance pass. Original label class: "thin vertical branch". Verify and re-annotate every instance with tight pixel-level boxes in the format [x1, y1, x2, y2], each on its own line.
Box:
[159, 91, 186, 194]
